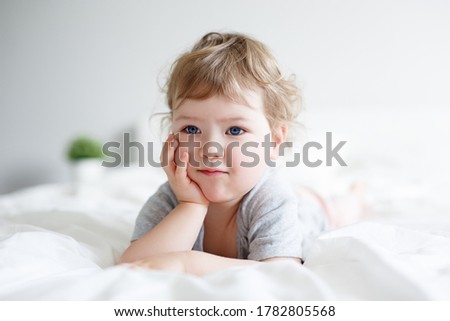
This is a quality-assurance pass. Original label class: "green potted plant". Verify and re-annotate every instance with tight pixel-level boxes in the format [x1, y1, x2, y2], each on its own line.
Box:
[67, 136, 104, 184]
[67, 136, 103, 161]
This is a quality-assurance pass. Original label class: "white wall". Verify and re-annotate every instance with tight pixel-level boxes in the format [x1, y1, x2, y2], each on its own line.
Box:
[1, 0, 449, 194]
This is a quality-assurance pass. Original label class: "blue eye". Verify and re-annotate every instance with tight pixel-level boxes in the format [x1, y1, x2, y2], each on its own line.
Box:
[227, 127, 244, 136]
[183, 126, 200, 134]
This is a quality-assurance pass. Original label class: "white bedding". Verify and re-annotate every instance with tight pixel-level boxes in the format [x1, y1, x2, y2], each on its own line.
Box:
[1, 162, 449, 301]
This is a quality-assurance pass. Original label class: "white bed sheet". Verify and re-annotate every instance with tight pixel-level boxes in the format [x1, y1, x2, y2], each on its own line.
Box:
[1, 165, 449, 300]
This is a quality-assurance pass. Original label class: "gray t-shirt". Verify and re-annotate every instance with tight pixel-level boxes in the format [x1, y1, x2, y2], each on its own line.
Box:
[131, 169, 327, 261]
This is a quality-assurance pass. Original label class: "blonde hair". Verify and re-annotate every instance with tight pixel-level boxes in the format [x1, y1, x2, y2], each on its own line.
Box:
[164, 32, 302, 137]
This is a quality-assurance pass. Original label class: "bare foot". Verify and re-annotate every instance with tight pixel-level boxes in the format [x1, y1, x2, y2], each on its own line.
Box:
[325, 182, 367, 228]
[297, 183, 367, 229]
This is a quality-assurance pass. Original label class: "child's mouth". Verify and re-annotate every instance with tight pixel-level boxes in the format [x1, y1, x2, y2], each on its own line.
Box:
[198, 169, 228, 177]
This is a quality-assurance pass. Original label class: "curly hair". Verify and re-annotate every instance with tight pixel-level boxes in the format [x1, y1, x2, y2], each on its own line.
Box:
[165, 32, 302, 137]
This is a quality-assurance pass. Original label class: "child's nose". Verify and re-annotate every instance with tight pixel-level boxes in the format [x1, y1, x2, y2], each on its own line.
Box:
[200, 141, 225, 159]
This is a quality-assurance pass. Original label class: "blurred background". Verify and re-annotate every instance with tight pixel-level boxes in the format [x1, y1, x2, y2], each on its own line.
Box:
[1, 0, 449, 196]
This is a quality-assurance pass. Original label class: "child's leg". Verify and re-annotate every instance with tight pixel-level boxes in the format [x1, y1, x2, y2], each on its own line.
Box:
[297, 183, 366, 229]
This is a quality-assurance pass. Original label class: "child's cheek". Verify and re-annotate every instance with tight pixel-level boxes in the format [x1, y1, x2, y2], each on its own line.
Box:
[234, 144, 265, 168]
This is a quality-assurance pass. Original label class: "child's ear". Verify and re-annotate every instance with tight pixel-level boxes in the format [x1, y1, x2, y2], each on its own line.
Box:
[270, 125, 287, 160]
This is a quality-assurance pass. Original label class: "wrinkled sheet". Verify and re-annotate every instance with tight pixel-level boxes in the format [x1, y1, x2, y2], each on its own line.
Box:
[1, 167, 449, 300]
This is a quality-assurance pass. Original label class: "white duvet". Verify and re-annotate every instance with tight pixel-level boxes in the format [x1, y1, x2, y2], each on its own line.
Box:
[1, 165, 450, 300]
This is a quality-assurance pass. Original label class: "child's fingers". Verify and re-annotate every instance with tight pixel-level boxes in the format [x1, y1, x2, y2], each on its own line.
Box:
[175, 151, 188, 180]
[160, 133, 172, 162]
[160, 133, 177, 174]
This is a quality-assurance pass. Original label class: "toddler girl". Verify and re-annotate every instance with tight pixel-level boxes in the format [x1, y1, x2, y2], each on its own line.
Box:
[119, 32, 362, 275]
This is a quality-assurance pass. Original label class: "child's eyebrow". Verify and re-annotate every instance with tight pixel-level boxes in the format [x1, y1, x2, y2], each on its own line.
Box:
[174, 115, 251, 122]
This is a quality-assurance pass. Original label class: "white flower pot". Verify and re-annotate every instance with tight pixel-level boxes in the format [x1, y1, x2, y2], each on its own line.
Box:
[71, 159, 104, 184]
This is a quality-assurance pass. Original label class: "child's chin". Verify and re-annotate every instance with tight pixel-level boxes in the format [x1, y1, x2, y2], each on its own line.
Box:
[202, 191, 233, 204]
[204, 194, 227, 204]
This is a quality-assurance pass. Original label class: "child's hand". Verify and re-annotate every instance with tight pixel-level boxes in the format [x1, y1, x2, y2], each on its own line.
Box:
[123, 251, 188, 273]
[161, 133, 209, 207]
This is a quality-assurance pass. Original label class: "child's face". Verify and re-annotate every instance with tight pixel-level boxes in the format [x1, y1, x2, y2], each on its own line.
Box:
[172, 91, 283, 204]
